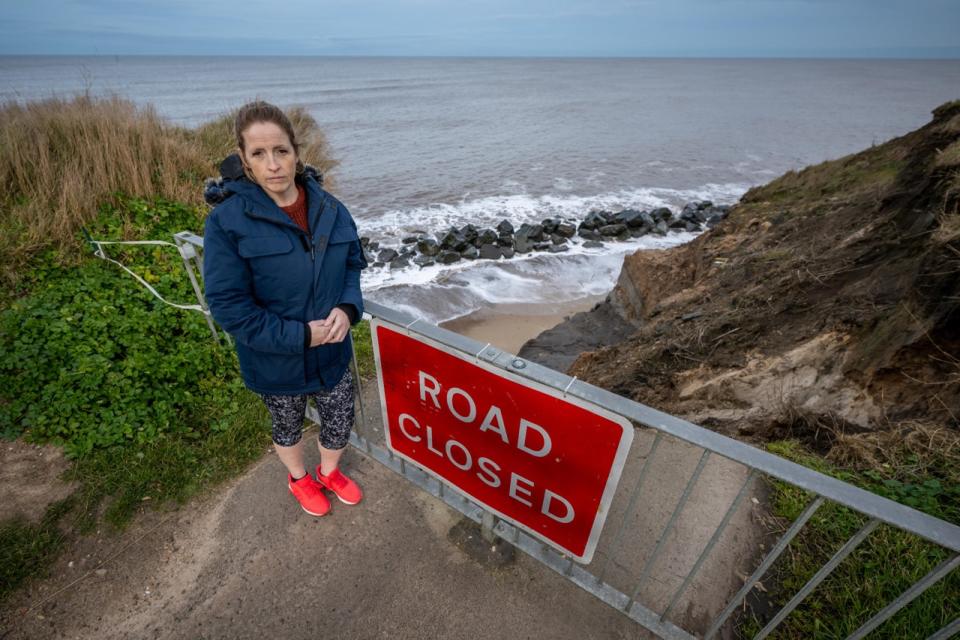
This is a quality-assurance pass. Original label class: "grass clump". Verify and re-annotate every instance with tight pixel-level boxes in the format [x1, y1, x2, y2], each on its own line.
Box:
[0, 498, 74, 603]
[0, 199, 238, 455]
[351, 320, 375, 379]
[741, 440, 959, 639]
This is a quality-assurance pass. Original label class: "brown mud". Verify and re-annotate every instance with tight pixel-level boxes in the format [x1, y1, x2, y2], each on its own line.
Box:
[524, 101, 960, 465]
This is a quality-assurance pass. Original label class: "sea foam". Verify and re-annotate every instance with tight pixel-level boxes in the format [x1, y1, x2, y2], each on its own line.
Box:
[361, 182, 748, 324]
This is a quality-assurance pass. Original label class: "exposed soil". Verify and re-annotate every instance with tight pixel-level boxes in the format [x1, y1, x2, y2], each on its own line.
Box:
[551, 101, 960, 461]
[0, 439, 77, 524]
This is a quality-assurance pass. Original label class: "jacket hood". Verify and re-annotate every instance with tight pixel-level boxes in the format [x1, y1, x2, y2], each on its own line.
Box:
[203, 153, 324, 207]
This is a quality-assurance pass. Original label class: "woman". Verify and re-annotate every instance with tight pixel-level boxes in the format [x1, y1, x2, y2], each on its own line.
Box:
[203, 101, 366, 517]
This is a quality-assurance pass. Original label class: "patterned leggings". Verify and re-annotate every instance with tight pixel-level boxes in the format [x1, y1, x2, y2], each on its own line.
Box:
[259, 368, 355, 450]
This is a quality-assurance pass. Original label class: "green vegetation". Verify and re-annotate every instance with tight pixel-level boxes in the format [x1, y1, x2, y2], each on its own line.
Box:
[739, 138, 904, 213]
[741, 440, 959, 639]
[0, 498, 74, 602]
[1, 199, 245, 455]
[351, 320, 376, 379]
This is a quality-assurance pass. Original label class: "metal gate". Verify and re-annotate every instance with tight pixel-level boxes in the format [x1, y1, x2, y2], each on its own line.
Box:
[173, 231, 959, 640]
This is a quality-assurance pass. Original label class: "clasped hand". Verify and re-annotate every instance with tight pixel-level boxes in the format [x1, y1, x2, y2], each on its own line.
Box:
[308, 307, 349, 347]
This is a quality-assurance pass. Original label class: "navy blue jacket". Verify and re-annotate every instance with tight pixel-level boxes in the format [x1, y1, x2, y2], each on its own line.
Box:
[202, 173, 366, 395]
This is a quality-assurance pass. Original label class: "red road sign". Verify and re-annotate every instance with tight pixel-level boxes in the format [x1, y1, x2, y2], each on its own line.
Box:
[372, 319, 634, 563]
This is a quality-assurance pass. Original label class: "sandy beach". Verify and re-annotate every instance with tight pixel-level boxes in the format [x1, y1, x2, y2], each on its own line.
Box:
[438, 294, 605, 355]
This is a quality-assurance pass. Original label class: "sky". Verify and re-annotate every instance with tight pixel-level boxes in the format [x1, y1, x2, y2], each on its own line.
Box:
[1, 0, 958, 58]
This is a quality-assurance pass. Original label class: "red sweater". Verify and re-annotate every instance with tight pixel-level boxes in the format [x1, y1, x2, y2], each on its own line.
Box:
[280, 184, 309, 234]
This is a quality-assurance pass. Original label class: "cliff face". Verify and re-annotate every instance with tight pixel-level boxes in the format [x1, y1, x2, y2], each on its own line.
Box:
[524, 101, 960, 453]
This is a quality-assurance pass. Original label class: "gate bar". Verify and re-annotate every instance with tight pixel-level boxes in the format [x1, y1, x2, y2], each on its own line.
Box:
[928, 617, 960, 640]
[755, 519, 880, 639]
[661, 469, 757, 621]
[628, 449, 711, 607]
[846, 553, 959, 640]
[596, 432, 664, 584]
[704, 496, 826, 639]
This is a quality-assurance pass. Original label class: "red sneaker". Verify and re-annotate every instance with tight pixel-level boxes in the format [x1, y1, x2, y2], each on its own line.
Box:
[288, 473, 331, 516]
[316, 466, 363, 505]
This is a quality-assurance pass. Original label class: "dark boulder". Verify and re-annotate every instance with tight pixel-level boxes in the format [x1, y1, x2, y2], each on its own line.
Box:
[496, 219, 515, 235]
[582, 240, 605, 249]
[377, 248, 398, 263]
[461, 245, 480, 259]
[389, 256, 410, 270]
[437, 250, 461, 264]
[653, 220, 668, 236]
[417, 238, 440, 256]
[401, 235, 420, 244]
[478, 244, 502, 260]
[496, 234, 515, 248]
[681, 202, 699, 219]
[412, 254, 435, 268]
[438, 229, 458, 249]
[439, 229, 470, 251]
[517, 223, 544, 241]
[477, 228, 499, 246]
[555, 222, 576, 237]
[461, 224, 479, 243]
[515, 223, 544, 253]
[614, 209, 645, 228]
[578, 228, 603, 241]
[547, 244, 569, 253]
[599, 224, 628, 237]
[501, 247, 516, 259]
[580, 211, 607, 230]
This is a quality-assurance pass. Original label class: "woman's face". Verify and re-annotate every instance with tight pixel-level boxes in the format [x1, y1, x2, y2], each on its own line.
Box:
[240, 121, 299, 206]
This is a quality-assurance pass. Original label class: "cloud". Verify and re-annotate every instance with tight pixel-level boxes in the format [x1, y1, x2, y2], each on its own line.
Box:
[0, 0, 957, 56]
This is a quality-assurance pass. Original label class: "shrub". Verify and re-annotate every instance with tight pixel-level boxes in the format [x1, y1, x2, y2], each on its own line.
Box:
[0, 198, 244, 456]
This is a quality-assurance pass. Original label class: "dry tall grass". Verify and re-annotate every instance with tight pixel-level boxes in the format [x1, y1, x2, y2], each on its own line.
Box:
[0, 95, 337, 288]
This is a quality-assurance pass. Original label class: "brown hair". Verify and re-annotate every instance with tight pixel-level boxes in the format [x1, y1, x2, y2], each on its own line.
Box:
[235, 100, 304, 174]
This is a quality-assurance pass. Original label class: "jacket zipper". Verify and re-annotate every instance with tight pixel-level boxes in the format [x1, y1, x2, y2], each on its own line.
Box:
[244, 209, 316, 383]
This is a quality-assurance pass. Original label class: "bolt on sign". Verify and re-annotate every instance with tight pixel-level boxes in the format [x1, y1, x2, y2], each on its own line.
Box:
[371, 319, 634, 563]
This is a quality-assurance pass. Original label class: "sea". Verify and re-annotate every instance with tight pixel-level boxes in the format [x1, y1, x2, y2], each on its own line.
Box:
[2, 56, 958, 323]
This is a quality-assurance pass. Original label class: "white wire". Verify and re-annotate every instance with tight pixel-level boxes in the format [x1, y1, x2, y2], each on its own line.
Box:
[90, 239, 209, 315]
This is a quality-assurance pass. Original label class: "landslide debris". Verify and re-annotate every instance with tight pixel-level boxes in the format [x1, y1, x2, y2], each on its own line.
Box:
[549, 101, 960, 458]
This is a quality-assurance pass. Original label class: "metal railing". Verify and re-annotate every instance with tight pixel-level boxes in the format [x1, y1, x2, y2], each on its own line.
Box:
[173, 231, 959, 640]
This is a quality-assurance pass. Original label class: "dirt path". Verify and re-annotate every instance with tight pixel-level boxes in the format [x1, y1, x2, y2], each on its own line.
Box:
[1, 420, 649, 640]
